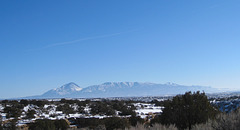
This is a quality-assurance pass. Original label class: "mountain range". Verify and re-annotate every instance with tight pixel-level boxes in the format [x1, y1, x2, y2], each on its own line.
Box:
[22, 82, 222, 99]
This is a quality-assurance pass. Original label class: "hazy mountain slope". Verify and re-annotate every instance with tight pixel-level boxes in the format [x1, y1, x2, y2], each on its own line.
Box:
[22, 82, 221, 99]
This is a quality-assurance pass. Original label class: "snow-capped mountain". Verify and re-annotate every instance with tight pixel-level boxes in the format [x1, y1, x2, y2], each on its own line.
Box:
[23, 82, 222, 99]
[75, 82, 220, 98]
[41, 82, 82, 98]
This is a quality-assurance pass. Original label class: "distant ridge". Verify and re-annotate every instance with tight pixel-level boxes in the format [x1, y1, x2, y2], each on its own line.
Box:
[20, 82, 222, 99]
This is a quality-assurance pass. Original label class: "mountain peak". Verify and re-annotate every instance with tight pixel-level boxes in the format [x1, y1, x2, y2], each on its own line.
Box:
[43, 82, 82, 97]
[58, 82, 82, 92]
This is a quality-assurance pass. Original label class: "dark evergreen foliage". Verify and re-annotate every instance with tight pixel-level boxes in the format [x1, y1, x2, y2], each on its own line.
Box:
[74, 118, 102, 129]
[20, 99, 29, 106]
[54, 119, 69, 130]
[56, 104, 74, 115]
[74, 117, 129, 130]
[154, 91, 218, 130]
[104, 117, 129, 130]
[0, 115, 2, 130]
[4, 106, 22, 118]
[129, 115, 144, 126]
[89, 101, 115, 115]
[26, 109, 36, 119]
[29, 100, 49, 107]
[29, 119, 69, 130]
[29, 119, 55, 130]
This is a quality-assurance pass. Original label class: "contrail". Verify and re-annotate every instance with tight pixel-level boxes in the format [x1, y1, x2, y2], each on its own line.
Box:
[25, 30, 138, 52]
[44, 32, 123, 48]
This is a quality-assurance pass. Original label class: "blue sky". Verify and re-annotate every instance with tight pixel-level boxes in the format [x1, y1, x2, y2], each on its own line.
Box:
[1, 0, 240, 98]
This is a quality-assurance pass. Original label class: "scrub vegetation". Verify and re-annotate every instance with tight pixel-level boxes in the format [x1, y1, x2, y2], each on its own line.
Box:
[1, 92, 240, 130]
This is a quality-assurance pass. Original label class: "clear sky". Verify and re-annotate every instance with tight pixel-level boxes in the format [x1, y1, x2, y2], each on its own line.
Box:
[1, 0, 240, 98]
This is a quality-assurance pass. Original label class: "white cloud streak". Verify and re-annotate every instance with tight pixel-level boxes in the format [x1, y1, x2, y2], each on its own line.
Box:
[44, 32, 123, 48]
[25, 30, 138, 52]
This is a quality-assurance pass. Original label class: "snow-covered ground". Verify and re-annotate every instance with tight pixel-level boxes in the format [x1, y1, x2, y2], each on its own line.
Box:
[0, 101, 165, 128]
[134, 103, 163, 118]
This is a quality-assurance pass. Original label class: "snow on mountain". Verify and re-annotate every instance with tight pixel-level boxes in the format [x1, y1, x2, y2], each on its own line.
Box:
[23, 82, 222, 99]
[81, 82, 142, 92]
[76, 82, 220, 98]
[41, 82, 82, 98]
[53, 82, 82, 94]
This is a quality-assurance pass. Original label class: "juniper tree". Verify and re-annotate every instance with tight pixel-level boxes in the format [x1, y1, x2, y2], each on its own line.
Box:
[158, 91, 218, 130]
